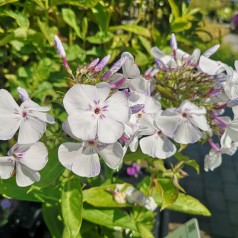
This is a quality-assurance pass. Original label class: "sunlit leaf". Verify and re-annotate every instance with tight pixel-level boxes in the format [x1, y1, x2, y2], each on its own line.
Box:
[51, 0, 99, 8]
[0, 10, 29, 28]
[83, 204, 138, 231]
[62, 8, 82, 39]
[61, 176, 83, 238]
[87, 31, 113, 44]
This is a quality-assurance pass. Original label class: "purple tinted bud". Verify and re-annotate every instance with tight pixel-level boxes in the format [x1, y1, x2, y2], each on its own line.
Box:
[17, 87, 30, 101]
[132, 163, 141, 173]
[130, 104, 145, 114]
[122, 89, 130, 98]
[151, 69, 159, 77]
[110, 76, 126, 89]
[155, 58, 165, 71]
[54, 35, 66, 58]
[94, 55, 111, 72]
[144, 67, 153, 77]
[127, 167, 137, 176]
[203, 44, 220, 58]
[170, 33, 177, 50]
[87, 58, 100, 70]
[1, 198, 12, 209]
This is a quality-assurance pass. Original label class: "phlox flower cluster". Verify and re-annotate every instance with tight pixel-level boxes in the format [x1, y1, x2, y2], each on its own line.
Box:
[1, 34, 238, 189]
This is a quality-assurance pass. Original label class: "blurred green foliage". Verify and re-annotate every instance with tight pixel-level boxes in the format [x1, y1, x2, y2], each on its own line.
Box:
[0, 0, 210, 105]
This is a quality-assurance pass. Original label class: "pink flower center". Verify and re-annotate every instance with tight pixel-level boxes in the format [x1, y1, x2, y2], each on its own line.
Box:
[94, 108, 100, 114]
[182, 112, 187, 118]
[22, 111, 27, 118]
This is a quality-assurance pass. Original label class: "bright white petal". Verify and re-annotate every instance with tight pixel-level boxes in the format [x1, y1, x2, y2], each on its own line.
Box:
[21, 100, 51, 111]
[58, 142, 83, 170]
[189, 114, 209, 131]
[29, 111, 55, 124]
[204, 151, 222, 172]
[140, 134, 176, 159]
[18, 116, 46, 144]
[199, 57, 224, 75]
[0, 89, 21, 140]
[174, 121, 202, 144]
[0, 89, 20, 114]
[98, 116, 125, 143]
[62, 120, 80, 140]
[67, 113, 97, 141]
[72, 148, 100, 178]
[98, 142, 123, 169]
[221, 130, 233, 148]
[156, 115, 181, 137]
[20, 142, 48, 171]
[59, 142, 101, 177]
[105, 91, 130, 123]
[16, 163, 40, 187]
[0, 115, 21, 140]
[121, 52, 140, 78]
[0, 156, 15, 179]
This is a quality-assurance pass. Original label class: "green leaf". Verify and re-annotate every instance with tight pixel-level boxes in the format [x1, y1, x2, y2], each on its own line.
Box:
[168, 0, 180, 18]
[61, 176, 83, 238]
[0, 0, 18, 7]
[138, 36, 152, 54]
[0, 10, 29, 28]
[83, 184, 130, 208]
[109, 25, 151, 38]
[0, 32, 14, 46]
[124, 148, 151, 162]
[42, 204, 63, 238]
[62, 8, 82, 39]
[92, 2, 110, 32]
[86, 31, 113, 44]
[82, 205, 138, 231]
[158, 178, 178, 210]
[168, 193, 211, 216]
[137, 223, 154, 238]
[51, 0, 99, 8]
[171, 17, 192, 32]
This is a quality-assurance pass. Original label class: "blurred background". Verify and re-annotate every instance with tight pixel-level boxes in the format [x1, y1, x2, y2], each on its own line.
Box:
[1, 0, 238, 237]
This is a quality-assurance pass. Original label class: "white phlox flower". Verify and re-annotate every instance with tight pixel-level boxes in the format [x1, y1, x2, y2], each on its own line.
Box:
[63, 83, 130, 144]
[125, 187, 157, 211]
[220, 118, 238, 148]
[58, 121, 124, 177]
[205, 142, 238, 171]
[0, 88, 55, 144]
[0, 142, 48, 187]
[156, 100, 209, 144]
[139, 113, 177, 159]
[128, 91, 161, 126]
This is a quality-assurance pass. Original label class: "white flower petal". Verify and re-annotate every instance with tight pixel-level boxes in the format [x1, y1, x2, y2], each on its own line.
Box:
[29, 111, 55, 124]
[20, 142, 48, 171]
[62, 120, 80, 140]
[189, 114, 209, 131]
[204, 151, 222, 172]
[58, 142, 83, 170]
[105, 91, 130, 123]
[121, 52, 140, 78]
[0, 89, 21, 140]
[98, 142, 123, 169]
[21, 100, 51, 111]
[0, 89, 20, 114]
[98, 116, 125, 143]
[72, 149, 100, 178]
[0, 156, 15, 179]
[174, 121, 202, 144]
[67, 113, 97, 141]
[0, 115, 21, 140]
[59, 142, 101, 177]
[140, 134, 176, 159]
[156, 115, 181, 137]
[16, 163, 40, 187]
[18, 116, 46, 144]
